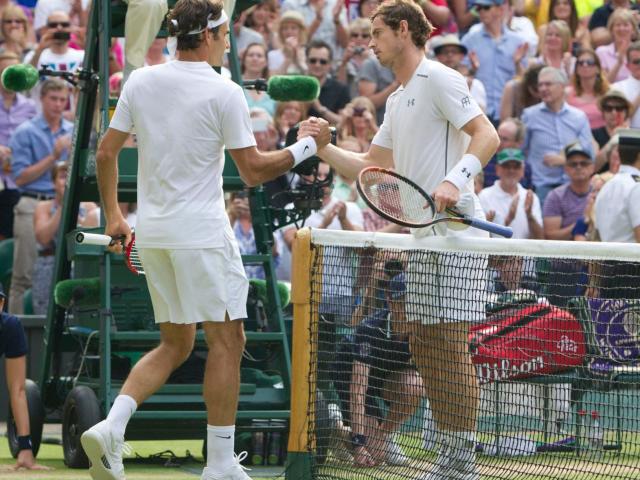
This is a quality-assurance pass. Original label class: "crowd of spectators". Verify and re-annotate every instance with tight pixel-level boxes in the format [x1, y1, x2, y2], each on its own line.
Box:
[0, 0, 638, 307]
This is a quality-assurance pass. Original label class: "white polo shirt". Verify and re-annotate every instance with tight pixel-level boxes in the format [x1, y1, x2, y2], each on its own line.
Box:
[594, 165, 640, 243]
[110, 60, 256, 248]
[372, 57, 486, 236]
[478, 181, 542, 239]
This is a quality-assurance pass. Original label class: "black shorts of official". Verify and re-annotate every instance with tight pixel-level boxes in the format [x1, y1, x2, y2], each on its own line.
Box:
[334, 329, 413, 424]
[0, 313, 28, 358]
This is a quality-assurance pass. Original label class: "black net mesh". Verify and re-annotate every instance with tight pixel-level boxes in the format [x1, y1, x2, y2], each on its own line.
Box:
[305, 237, 640, 480]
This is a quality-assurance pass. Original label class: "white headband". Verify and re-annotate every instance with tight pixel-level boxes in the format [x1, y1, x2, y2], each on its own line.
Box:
[170, 10, 228, 36]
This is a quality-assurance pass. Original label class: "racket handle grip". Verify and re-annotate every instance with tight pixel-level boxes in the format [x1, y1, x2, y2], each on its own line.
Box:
[467, 218, 514, 238]
[75, 232, 114, 246]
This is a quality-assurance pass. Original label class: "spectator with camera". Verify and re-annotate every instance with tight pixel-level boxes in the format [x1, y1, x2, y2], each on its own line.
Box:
[336, 17, 372, 98]
[26, 10, 83, 73]
[337, 96, 378, 151]
[306, 40, 351, 125]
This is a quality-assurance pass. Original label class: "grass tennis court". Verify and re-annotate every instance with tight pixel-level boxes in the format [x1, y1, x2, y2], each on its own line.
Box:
[0, 430, 281, 480]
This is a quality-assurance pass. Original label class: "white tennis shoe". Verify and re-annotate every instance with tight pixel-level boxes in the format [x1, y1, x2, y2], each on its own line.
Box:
[81, 420, 132, 480]
[418, 433, 478, 480]
[384, 434, 409, 466]
[201, 452, 252, 480]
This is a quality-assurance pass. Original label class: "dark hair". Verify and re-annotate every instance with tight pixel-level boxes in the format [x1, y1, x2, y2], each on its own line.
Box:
[619, 143, 640, 165]
[520, 63, 544, 109]
[241, 42, 269, 78]
[371, 0, 432, 49]
[572, 47, 608, 96]
[548, 0, 578, 35]
[305, 39, 334, 62]
[167, 0, 224, 51]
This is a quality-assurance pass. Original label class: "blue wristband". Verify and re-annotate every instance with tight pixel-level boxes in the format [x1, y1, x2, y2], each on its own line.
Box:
[17, 435, 32, 451]
[572, 217, 588, 237]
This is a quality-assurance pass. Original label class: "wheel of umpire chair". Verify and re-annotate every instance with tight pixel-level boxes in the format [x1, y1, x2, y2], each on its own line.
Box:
[62, 386, 101, 468]
[315, 389, 331, 465]
[7, 379, 45, 458]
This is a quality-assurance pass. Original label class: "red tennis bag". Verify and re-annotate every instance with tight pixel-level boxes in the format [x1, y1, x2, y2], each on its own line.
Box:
[469, 302, 587, 385]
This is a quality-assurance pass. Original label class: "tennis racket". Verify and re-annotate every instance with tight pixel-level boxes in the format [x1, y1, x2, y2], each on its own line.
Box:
[75, 231, 144, 275]
[356, 167, 513, 238]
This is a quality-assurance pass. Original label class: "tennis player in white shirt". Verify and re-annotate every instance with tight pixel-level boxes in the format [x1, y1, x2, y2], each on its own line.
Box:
[299, 0, 499, 478]
[80, 1, 329, 479]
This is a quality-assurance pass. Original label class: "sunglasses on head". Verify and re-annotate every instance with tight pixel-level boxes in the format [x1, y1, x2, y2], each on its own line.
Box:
[308, 58, 329, 65]
[576, 58, 596, 67]
[48, 21, 70, 28]
[603, 104, 627, 112]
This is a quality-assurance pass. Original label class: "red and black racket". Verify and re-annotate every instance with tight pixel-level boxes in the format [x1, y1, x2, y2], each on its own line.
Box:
[356, 166, 513, 238]
[75, 231, 144, 275]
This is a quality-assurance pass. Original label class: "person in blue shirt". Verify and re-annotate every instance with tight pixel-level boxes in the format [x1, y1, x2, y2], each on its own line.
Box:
[461, 0, 528, 124]
[8, 78, 72, 315]
[334, 257, 424, 467]
[522, 66, 594, 205]
[0, 286, 49, 471]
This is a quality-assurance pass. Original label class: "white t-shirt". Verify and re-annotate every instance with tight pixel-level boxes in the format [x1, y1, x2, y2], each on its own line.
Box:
[478, 181, 542, 239]
[24, 47, 85, 72]
[612, 77, 640, 128]
[372, 58, 485, 236]
[110, 60, 256, 248]
[595, 165, 640, 243]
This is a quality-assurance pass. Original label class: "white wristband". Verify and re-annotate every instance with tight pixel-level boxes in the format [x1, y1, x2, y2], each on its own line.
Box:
[444, 153, 482, 190]
[285, 136, 318, 167]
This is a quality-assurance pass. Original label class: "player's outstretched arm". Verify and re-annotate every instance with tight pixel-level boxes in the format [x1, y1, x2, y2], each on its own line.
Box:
[298, 118, 393, 181]
[228, 127, 331, 187]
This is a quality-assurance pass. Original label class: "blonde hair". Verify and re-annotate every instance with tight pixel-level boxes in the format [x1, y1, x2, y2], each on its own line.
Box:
[349, 17, 371, 35]
[546, 19, 572, 53]
[277, 11, 307, 46]
[607, 8, 639, 41]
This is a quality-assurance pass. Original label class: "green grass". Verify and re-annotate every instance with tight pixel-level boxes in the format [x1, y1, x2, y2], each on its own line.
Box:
[0, 438, 281, 479]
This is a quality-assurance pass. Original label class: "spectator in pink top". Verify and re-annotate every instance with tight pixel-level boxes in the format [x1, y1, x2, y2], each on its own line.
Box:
[595, 8, 638, 83]
[566, 47, 609, 129]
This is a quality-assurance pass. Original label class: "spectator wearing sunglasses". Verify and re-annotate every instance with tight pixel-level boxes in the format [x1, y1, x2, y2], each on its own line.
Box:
[461, 0, 528, 125]
[593, 89, 631, 169]
[0, 5, 33, 61]
[336, 17, 372, 97]
[26, 11, 84, 76]
[612, 41, 640, 128]
[566, 48, 610, 130]
[306, 40, 351, 125]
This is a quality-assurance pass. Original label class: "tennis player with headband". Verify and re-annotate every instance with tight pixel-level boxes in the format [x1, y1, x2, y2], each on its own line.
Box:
[299, 0, 499, 478]
[80, 1, 330, 479]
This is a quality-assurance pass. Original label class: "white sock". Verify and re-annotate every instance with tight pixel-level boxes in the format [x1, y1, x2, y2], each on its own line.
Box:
[106, 395, 137, 440]
[207, 425, 236, 473]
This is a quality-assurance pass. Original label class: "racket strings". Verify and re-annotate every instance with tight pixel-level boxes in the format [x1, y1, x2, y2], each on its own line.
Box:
[361, 170, 434, 225]
[125, 238, 145, 275]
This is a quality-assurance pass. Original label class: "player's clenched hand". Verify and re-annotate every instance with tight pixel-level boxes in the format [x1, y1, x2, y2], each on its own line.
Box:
[104, 215, 132, 254]
[432, 181, 460, 212]
[298, 117, 332, 149]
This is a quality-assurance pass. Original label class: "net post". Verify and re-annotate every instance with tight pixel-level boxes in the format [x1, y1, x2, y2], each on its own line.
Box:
[286, 227, 314, 480]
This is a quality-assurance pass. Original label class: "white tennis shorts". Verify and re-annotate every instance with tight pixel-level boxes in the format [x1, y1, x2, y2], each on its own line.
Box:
[138, 238, 249, 324]
[406, 219, 490, 325]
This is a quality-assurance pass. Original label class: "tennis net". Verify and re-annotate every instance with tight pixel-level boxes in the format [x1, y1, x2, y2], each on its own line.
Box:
[287, 227, 640, 480]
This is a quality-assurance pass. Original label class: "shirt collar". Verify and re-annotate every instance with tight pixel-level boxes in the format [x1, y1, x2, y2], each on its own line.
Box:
[35, 114, 73, 133]
[541, 101, 569, 114]
[619, 164, 640, 176]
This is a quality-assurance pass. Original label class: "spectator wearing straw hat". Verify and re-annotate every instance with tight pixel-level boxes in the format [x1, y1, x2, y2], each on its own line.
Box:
[593, 89, 631, 170]
[432, 34, 487, 112]
[479, 148, 543, 239]
[268, 10, 308, 75]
